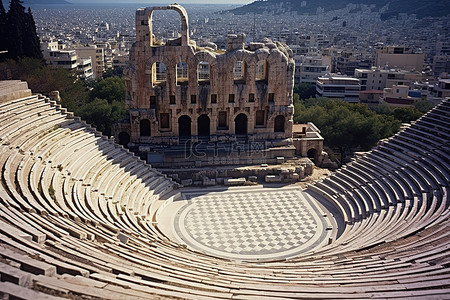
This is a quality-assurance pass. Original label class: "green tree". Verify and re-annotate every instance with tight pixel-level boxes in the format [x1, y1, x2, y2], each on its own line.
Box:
[0, 1, 6, 53]
[77, 76, 126, 136]
[414, 99, 434, 113]
[78, 98, 125, 136]
[294, 98, 401, 164]
[392, 107, 423, 123]
[1, 0, 42, 61]
[294, 83, 316, 100]
[0, 58, 89, 111]
[103, 66, 124, 79]
[23, 7, 42, 60]
[4, 0, 25, 60]
[369, 101, 431, 123]
[89, 76, 125, 104]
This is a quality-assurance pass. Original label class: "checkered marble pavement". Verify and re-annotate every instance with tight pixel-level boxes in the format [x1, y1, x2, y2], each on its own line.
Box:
[173, 188, 332, 261]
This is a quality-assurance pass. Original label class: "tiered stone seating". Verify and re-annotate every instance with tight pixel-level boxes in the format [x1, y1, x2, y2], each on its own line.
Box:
[0, 81, 449, 299]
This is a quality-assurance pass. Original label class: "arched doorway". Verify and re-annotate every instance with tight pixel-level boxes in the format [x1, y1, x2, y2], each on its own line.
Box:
[235, 113, 248, 135]
[140, 119, 151, 136]
[197, 114, 210, 137]
[307, 148, 318, 163]
[118, 132, 130, 147]
[274, 115, 285, 132]
[178, 115, 191, 138]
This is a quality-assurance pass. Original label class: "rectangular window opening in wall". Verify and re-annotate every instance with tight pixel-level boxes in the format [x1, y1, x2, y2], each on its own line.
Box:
[229, 94, 235, 103]
[150, 96, 156, 109]
[218, 111, 228, 129]
[191, 95, 197, 104]
[249, 93, 255, 102]
[268, 93, 275, 103]
[170, 95, 176, 105]
[211, 94, 217, 104]
[255, 110, 265, 126]
[160, 113, 170, 129]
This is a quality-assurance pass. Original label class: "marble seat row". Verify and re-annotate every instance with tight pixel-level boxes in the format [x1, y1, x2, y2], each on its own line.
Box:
[306, 99, 449, 254]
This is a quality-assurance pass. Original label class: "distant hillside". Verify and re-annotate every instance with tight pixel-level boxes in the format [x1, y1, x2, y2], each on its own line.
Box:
[229, 0, 450, 19]
[24, 0, 70, 4]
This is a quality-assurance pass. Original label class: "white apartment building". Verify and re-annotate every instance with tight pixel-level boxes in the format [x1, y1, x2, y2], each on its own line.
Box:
[354, 68, 422, 91]
[294, 55, 330, 84]
[74, 45, 105, 79]
[375, 46, 424, 71]
[42, 40, 78, 70]
[316, 75, 360, 103]
[77, 58, 93, 80]
[382, 85, 419, 107]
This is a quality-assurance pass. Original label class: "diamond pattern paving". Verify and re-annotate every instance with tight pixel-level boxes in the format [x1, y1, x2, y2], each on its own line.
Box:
[173, 188, 331, 260]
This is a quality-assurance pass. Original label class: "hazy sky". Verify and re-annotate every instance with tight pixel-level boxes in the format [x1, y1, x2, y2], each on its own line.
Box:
[0, 0, 253, 5]
[67, 0, 253, 3]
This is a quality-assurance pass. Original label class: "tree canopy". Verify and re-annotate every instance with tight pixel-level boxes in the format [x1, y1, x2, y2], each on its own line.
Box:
[79, 76, 126, 136]
[294, 97, 402, 163]
[371, 99, 433, 123]
[294, 83, 316, 100]
[0, 0, 42, 61]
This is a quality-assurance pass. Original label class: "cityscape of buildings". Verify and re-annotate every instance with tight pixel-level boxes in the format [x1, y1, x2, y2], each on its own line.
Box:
[32, 3, 450, 106]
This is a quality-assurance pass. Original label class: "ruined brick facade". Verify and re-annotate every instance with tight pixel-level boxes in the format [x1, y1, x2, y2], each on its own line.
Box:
[115, 4, 295, 163]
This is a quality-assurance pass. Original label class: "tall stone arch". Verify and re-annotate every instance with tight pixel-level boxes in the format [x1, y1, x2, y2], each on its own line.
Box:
[136, 4, 190, 47]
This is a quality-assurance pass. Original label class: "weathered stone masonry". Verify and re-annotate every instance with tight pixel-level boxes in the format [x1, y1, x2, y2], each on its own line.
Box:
[116, 4, 295, 160]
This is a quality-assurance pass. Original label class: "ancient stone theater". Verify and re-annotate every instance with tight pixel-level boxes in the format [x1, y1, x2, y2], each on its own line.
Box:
[115, 4, 296, 166]
[0, 4, 449, 298]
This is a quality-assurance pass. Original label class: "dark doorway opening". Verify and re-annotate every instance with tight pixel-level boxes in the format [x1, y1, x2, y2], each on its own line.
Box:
[197, 114, 210, 137]
[140, 119, 151, 136]
[307, 148, 318, 163]
[178, 115, 191, 138]
[274, 115, 285, 132]
[235, 113, 248, 135]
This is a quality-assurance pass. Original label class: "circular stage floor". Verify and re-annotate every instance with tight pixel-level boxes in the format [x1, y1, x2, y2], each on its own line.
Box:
[162, 187, 333, 261]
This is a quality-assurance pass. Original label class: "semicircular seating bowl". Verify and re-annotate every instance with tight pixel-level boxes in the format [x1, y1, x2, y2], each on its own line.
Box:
[0, 81, 449, 299]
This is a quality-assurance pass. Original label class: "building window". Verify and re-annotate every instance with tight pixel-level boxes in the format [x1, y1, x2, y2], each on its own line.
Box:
[256, 60, 268, 81]
[150, 96, 156, 109]
[218, 111, 227, 129]
[255, 110, 265, 126]
[191, 95, 197, 104]
[153, 62, 167, 84]
[229, 94, 235, 103]
[160, 113, 170, 129]
[170, 95, 176, 105]
[211, 94, 217, 104]
[176, 61, 188, 85]
[248, 93, 255, 102]
[233, 61, 245, 81]
[198, 61, 210, 81]
[268, 93, 275, 103]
